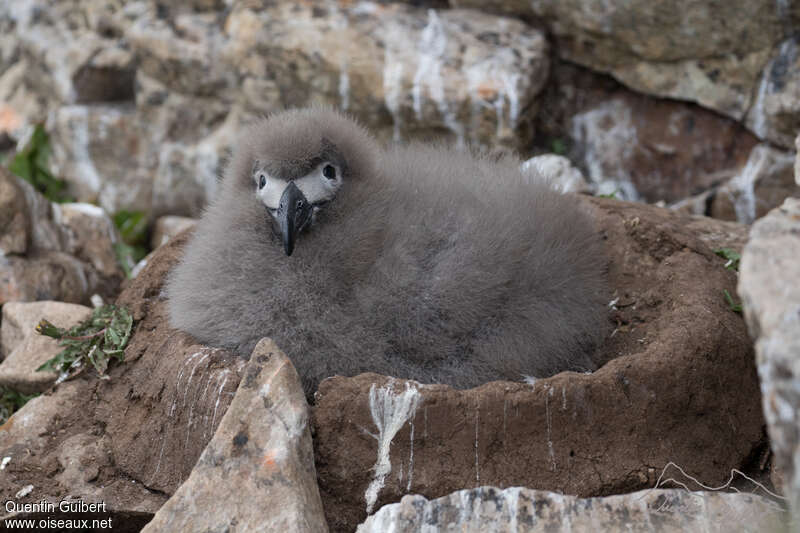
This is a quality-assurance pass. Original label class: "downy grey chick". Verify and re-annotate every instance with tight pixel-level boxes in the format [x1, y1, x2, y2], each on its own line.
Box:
[167, 108, 609, 396]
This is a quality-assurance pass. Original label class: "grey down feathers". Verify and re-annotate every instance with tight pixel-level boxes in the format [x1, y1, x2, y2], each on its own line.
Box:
[167, 108, 610, 396]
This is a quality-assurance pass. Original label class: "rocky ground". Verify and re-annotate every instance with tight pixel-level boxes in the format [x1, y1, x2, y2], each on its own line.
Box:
[0, 0, 799, 532]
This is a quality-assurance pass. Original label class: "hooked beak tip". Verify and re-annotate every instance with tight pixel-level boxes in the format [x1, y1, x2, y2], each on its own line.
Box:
[275, 181, 309, 257]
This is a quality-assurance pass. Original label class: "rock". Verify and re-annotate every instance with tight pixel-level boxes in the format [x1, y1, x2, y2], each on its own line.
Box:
[51, 202, 121, 280]
[746, 37, 800, 149]
[673, 144, 799, 224]
[534, 63, 759, 203]
[0, 172, 28, 255]
[150, 216, 196, 249]
[0, 168, 123, 305]
[1, 251, 95, 305]
[48, 104, 159, 215]
[710, 145, 798, 224]
[0, 301, 92, 392]
[143, 339, 328, 533]
[796, 134, 800, 186]
[2, 0, 135, 105]
[520, 154, 590, 194]
[4, 1, 548, 215]
[739, 197, 800, 519]
[454, 0, 797, 148]
[143, 3, 548, 147]
[313, 196, 763, 532]
[358, 487, 786, 532]
[0, 62, 45, 142]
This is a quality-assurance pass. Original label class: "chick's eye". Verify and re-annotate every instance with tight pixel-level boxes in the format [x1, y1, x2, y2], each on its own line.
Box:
[322, 164, 336, 180]
[258, 174, 266, 189]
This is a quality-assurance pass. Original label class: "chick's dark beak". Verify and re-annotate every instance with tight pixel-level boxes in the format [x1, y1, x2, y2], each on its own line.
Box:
[276, 181, 312, 256]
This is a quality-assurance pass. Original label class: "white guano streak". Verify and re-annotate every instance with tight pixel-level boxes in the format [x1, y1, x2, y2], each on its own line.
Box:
[364, 381, 421, 513]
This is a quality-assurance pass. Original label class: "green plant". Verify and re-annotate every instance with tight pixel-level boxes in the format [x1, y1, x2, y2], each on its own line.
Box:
[112, 210, 149, 278]
[0, 387, 38, 425]
[714, 248, 741, 272]
[723, 289, 743, 314]
[36, 304, 133, 382]
[7, 124, 73, 203]
[597, 189, 620, 199]
[551, 138, 567, 156]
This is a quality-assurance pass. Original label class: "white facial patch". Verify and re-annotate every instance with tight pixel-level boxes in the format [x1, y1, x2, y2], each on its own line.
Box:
[255, 162, 342, 210]
[255, 173, 287, 210]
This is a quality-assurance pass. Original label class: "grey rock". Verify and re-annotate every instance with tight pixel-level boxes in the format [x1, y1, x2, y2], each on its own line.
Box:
[746, 38, 800, 149]
[52, 202, 121, 279]
[535, 62, 759, 205]
[12, 168, 62, 252]
[3, 0, 548, 216]
[47, 104, 157, 215]
[569, 98, 641, 201]
[795, 134, 800, 186]
[0, 170, 28, 255]
[712, 145, 798, 224]
[739, 197, 800, 518]
[454, 0, 798, 148]
[357, 486, 786, 533]
[150, 216, 196, 249]
[0, 301, 92, 392]
[0, 251, 96, 305]
[673, 144, 799, 224]
[142, 338, 328, 533]
[0, 60, 45, 141]
[0, 168, 123, 305]
[2, 0, 134, 105]
[520, 154, 590, 194]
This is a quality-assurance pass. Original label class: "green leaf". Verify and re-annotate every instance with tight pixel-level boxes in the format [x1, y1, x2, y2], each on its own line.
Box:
[0, 387, 39, 425]
[551, 138, 567, 156]
[113, 210, 148, 246]
[597, 189, 620, 199]
[7, 124, 73, 203]
[8, 153, 31, 181]
[105, 326, 121, 347]
[35, 305, 134, 380]
[112, 211, 150, 279]
[723, 289, 743, 314]
[714, 248, 741, 272]
[113, 242, 147, 279]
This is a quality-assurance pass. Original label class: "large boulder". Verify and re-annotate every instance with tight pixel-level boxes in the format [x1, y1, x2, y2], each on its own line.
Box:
[313, 196, 765, 531]
[454, 0, 800, 149]
[739, 197, 800, 518]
